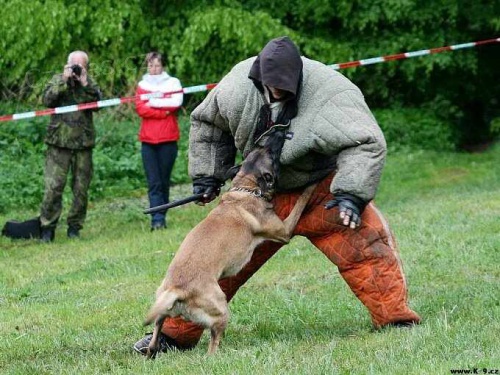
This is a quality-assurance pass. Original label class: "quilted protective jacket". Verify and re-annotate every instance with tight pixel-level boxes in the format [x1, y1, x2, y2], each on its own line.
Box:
[189, 54, 386, 203]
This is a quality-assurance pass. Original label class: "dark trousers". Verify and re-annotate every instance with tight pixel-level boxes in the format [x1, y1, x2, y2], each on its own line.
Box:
[141, 142, 178, 225]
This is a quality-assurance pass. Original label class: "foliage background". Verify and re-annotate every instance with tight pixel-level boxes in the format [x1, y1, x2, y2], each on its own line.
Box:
[1, 0, 499, 145]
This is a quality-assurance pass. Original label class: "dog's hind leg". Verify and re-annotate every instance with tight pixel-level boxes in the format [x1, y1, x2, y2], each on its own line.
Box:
[282, 184, 317, 237]
[200, 289, 228, 354]
[208, 311, 228, 355]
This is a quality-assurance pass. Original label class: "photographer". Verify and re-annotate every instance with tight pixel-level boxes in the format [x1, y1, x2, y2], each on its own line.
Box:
[39, 51, 102, 242]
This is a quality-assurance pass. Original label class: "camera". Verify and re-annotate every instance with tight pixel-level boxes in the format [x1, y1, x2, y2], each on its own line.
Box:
[71, 64, 82, 77]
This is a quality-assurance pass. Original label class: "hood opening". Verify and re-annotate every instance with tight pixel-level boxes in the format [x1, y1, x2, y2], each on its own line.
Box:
[248, 36, 303, 99]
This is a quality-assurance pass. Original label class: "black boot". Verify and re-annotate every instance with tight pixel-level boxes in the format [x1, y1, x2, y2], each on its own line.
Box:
[132, 332, 195, 356]
[40, 228, 55, 243]
[67, 226, 80, 239]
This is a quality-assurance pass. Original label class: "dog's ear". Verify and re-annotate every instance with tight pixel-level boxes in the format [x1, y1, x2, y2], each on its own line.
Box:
[263, 128, 286, 157]
[225, 165, 241, 180]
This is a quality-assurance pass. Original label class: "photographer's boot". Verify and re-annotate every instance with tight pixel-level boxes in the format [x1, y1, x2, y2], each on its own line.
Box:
[67, 226, 80, 239]
[40, 228, 55, 243]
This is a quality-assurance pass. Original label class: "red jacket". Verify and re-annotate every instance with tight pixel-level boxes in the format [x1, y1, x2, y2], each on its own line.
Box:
[135, 73, 183, 144]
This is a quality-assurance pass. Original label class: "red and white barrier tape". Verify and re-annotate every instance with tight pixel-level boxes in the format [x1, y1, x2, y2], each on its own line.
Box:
[1, 38, 498, 123]
[0, 84, 218, 123]
[329, 37, 500, 69]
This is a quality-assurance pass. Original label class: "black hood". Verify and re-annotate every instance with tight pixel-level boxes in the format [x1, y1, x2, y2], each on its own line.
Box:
[248, 36, 303, 98]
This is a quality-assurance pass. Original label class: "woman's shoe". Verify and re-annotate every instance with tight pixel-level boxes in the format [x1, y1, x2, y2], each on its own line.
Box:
[151, 222, 166, 231]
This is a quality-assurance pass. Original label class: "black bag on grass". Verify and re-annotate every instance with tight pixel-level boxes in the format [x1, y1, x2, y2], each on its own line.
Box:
[1, 217, 41, 239]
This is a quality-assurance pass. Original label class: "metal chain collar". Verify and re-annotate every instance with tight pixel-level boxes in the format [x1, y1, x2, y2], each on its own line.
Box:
[229, 186, 271, 201]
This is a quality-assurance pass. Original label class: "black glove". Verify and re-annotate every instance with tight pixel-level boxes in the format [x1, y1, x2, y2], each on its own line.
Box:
[192, 177, 223, 205]
[325, 193, 367, 228]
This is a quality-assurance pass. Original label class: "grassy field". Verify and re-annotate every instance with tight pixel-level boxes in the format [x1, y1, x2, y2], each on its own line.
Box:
[1, 145, 499, 375]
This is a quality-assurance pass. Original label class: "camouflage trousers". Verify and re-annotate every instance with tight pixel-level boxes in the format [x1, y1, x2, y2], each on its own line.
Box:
[40, 146, 93, 230]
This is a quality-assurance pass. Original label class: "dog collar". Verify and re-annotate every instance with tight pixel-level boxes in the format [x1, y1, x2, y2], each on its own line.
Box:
[229, 187, 272, 201]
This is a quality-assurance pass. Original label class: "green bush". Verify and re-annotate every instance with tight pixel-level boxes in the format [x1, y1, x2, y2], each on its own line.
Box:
[490, 117, 500, 138]
[374, 106, 457, 152]
[0, 108, 46, 212]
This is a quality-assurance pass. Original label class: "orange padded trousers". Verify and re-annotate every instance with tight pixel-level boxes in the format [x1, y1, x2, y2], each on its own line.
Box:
[161, 174, 421, 348]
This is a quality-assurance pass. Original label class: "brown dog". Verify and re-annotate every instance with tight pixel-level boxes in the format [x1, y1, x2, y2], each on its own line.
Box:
[144, 130, 316, 357]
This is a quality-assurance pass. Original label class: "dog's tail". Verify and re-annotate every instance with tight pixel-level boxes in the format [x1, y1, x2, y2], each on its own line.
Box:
[144, 288, 182, 326]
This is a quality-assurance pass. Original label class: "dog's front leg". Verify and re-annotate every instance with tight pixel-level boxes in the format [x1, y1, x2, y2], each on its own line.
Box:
[281, 184, 317, 238]
[147, 315, 167, 359]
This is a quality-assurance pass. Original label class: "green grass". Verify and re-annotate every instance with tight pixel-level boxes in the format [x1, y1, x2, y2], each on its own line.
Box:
[1, 145, 499, 374]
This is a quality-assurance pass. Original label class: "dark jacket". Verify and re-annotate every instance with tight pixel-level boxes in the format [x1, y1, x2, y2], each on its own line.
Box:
[248, 37, 302, 141]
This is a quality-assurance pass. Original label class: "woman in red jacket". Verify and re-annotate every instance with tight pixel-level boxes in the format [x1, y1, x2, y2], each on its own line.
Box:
[135, 52, 183, 230]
